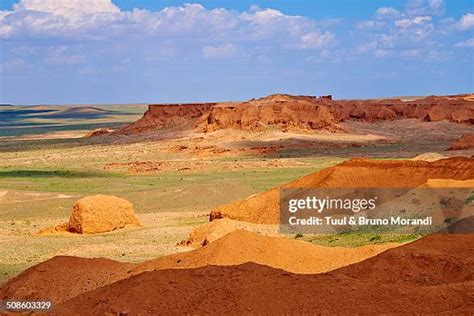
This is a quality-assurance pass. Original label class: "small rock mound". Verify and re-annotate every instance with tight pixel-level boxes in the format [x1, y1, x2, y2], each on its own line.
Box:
[68, 195, 140, 234]
[447, 133, 474, 150]
[410, 152, 447, 162]
[37, 195, 140, 235]
[179, 218, 279, 248]
[85, 128, 113, 137]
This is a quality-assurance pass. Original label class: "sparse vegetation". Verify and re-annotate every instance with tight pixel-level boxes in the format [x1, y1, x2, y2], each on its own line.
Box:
[309, 232, 421, 247]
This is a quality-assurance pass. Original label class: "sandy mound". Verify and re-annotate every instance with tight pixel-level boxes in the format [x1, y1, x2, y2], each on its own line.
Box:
[410, 152, 447, 161]
[38, 195, 140, 235]
[210, 157, 474, 224]
[135, 230, 397, 274]
[84, 128, 113, 137]
[447, 133, 474, 150]
[180, 218, 279, 248]
[52, 232, 474, 315]
[0, 256, 134, 305]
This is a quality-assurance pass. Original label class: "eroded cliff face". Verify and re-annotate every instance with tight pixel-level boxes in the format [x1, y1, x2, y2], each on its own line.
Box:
[327, 95, 474, 123]
[201, 97, 339, 132]
[119, 103, 215, 134]
[118, 94, 474, 134]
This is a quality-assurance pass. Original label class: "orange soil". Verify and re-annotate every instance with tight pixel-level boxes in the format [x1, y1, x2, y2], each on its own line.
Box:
[423, 179, 474, 188]
[135, 230, 397, 275]
[0, 257, 134, 304]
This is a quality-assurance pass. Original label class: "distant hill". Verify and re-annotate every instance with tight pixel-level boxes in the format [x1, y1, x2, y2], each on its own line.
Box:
[41, 106, 113, 119]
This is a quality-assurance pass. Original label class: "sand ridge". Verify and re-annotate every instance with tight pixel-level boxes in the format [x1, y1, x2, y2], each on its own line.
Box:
[135, 230, 397, 274]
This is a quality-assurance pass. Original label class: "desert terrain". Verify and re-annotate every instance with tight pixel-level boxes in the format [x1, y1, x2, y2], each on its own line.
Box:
[0, 93, 473, 314]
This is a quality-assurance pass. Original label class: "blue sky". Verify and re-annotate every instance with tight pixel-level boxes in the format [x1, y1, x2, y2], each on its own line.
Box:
[0, 0, 473, 104]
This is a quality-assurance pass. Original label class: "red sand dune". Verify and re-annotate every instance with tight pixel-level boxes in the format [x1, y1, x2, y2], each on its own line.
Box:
[50, 232, 474, 315]
[210, 157, 474, 224]
[118, 94, 473, 134]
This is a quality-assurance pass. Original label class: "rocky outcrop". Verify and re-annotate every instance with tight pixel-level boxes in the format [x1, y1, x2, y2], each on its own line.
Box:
[85, 128, 113, 137]
[38, 195, 141, 235]
[67, 195, 140, 234]
[447, 133, 474, 150]
[118, 94, 473, 134]
[119, 103, 215, 134]
[201, 98, 339, 132]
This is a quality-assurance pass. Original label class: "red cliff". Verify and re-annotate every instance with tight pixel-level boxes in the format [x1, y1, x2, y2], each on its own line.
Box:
[118, 94, 473, 134]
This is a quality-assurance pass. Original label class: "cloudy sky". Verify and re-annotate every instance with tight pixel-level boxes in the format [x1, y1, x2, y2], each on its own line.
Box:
[0, 0, 472, 104]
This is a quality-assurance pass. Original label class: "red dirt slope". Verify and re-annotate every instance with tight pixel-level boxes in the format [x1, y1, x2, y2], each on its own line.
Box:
[52, 232, 474, 315]
[210, 157, 474, 224]
[337, 233, 474, 286]
[0, 256, 134, 305]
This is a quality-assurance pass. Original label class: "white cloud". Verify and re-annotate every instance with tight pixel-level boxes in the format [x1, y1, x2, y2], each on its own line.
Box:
[0, 0, 333, 51]
[375, 7, 401, 20]
[394, 16, 433, 39]
[300, 31, 333, 48]
[458, 13, 474, 30]
[395, 16, 431, 28]
[356, 20, 386, 30]
[406, 0, 445, 16]
[13, 0, 119, 14]
[202, 43, 236, 59]
[353, 11, 446, 61]
[454, 38, 474, 48]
